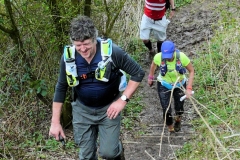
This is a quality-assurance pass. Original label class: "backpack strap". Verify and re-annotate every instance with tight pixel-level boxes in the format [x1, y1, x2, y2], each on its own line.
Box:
[95, 38, 114, 82]
[63, 38, 118, 85]
[100, 38, 112, 59]
[160, 50, 183, 76]
[176, 50, 180, 60]
[64, 45, 75, 61]
[175, 50, 186, 74]
[175, 49, 181, 67]
[160, 53, 167, 76]
[63, 45, 79, 87]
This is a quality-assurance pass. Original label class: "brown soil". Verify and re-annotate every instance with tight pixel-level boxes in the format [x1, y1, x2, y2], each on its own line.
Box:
[122, 1, 219, 160]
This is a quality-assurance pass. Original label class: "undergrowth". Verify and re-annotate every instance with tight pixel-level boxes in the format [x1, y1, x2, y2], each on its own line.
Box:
[175, 1, 240, 159]
[1, 0, 240, 159]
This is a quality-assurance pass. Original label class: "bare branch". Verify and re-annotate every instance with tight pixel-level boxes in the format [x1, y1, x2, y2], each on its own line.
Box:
[4, 0, 18, 31]
[0, 24, 12, 33]
[0, 12, 8, 17]
[107, 0, 127, 34]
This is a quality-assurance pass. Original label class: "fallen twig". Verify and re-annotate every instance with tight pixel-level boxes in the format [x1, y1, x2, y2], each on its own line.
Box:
[223, 133, 240, 139]
[145, 150, 156, 160]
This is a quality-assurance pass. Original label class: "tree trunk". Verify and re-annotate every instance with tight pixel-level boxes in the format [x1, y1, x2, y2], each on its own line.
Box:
[47, 0, 64, 53]
[61, 88, 74, 129]
[84, 0, 92, 17]
[3, 0, 24, 55]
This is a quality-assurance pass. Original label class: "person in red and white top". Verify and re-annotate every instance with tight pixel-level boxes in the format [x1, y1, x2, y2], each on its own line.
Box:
[140, 0, 175, 61]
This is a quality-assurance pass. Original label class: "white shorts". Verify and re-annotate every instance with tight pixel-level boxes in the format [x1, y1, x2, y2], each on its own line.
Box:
[140, 14, 170, 41]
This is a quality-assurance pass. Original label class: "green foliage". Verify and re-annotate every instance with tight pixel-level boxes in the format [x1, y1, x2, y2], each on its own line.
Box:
[122, 117, 133, 130]
[1, 130, 77, 159]
[0, 0, 144, 158]
[0, 18, 3, 24]
[124, 38, 147, 61]
[30, 79, 48, 97]
[43, 138, 61, 151]
[1, 0, 239, 159]
[117, 37, 147, 131]
[91, 0, 127, 37]
[176, 1, 240, 159]
[175, 0, 192, 8]
[176, 142, 193, 157]
[122, 94, 144, 130]
[65, 140, 76, 149]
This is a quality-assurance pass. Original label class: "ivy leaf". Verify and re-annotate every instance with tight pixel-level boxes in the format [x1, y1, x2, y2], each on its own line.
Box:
[0, 18, 3, 24]
[41, 90, 47, 96]
[37, 87, 41, 94]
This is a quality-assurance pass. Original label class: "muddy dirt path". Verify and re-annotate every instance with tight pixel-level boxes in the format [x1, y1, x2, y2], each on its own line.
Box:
[122, 1, 219, 159]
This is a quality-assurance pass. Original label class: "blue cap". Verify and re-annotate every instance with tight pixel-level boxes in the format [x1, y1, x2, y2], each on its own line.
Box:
[161, 41, 175, 59]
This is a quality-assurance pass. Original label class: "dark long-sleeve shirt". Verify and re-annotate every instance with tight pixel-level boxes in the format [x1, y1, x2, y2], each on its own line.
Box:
[53, 41, 145, 107]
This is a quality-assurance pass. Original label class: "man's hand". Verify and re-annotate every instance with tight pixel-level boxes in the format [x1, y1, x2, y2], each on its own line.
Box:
[107, 99, 126, 119]
[49, 123, 66, 141]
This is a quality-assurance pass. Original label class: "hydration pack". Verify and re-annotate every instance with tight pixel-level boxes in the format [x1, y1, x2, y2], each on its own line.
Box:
[64, 45, 79, 87]
[160, 50, 186, 76]
[95, 38, 113, 82]
[64, 38, 127, 91]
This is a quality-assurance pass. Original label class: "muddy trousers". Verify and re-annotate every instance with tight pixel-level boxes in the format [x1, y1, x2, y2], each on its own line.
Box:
[157, 82, 186, 126]
[71, 99, 124, 160]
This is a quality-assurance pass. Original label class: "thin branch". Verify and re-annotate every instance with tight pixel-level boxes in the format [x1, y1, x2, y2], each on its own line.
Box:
[223, 133, 240, 139]
[191, 97, 234, 134]
[145, 150, 156, 160]
[4, 0, 18, 31]
[216, 63, 228, 78]
[0, 24, 12, 33]
[106, 0, 127, 35]
[189, 97, 232, 159]
[0, 12, 8, 17]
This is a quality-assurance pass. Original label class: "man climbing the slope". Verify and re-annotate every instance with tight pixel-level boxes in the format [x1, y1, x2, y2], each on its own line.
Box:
[140, 0, 176, 61]
[49, 15, 145, 160]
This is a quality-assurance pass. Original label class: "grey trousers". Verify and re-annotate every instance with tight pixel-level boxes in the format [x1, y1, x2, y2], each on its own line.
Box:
[71, 99, 123, 160]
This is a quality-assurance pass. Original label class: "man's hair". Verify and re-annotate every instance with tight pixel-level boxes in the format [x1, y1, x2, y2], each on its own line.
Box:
[70, 15, 98, 42]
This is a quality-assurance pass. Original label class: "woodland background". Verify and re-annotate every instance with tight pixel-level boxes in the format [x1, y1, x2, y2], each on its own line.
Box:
[1, 0, 240, 159]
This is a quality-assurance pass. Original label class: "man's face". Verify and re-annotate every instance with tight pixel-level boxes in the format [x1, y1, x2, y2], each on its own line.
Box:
[73, 38, 96, 59]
